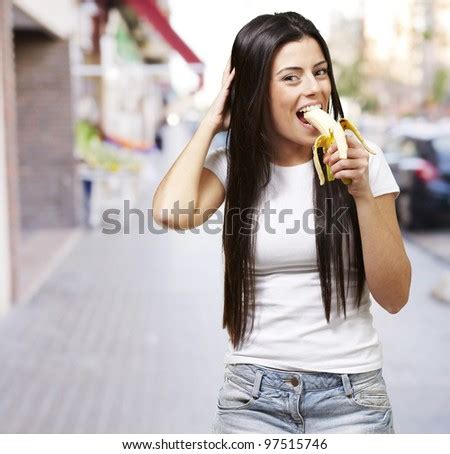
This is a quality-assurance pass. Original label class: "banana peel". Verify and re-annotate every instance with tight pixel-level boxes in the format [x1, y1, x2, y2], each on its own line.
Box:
[303, 108, 377, 186]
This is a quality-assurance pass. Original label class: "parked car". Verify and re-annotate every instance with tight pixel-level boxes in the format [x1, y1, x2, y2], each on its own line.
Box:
[383, 124, 450, 230]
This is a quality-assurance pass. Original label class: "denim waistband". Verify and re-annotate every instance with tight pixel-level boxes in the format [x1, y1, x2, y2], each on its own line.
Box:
[225, 363, 382, 398]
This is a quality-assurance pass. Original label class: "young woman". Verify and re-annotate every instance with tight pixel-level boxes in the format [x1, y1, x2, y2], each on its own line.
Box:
[152, 12, 411, 434]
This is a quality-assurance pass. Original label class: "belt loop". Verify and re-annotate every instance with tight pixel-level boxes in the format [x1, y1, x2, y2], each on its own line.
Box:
[251, 370, 263, 399]
[341, 374, 353, 397]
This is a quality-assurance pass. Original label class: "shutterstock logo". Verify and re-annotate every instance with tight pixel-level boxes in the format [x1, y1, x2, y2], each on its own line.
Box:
[101, 199, 350, 235]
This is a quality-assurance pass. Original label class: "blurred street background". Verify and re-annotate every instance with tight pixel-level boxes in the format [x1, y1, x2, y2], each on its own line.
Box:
[0, 0, 450, 434]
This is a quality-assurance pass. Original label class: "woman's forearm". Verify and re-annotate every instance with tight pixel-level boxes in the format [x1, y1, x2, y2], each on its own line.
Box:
[152, 119, 216, 228]
[354, 194, 411, 313]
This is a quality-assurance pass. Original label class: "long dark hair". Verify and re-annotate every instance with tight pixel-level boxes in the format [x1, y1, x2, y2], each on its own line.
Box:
[222, 12, 366, 350]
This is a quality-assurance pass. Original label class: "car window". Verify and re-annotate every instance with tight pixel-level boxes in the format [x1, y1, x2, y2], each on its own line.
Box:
[399, 139, 418, 157]
[384, 138, 402, 155]
[431, 137, 450, 164]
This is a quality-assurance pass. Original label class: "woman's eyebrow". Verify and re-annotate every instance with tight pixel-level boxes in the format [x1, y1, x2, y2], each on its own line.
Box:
[275, 60, 327, 75]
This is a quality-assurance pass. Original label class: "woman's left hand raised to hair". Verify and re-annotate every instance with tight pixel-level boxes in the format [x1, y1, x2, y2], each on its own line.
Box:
[323, 134, 373, 200]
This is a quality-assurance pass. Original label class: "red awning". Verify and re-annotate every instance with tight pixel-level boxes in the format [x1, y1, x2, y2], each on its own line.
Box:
[124, 0, 204, 89]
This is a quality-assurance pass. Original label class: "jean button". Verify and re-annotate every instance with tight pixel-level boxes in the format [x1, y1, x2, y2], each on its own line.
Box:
[290, 377, 299, 387]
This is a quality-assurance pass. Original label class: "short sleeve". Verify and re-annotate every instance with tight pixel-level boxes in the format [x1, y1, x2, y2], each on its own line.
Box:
[366, 140, 400, 200]
[203, 146, 228, 191]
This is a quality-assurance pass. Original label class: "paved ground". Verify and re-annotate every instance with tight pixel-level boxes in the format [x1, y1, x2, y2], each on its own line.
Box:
[0, 213, 229, 433]
[0, 123, 449, 433]
[371, 238, 450, 433]
[18, 228, 82, 305]
[406, 230, 450, 265]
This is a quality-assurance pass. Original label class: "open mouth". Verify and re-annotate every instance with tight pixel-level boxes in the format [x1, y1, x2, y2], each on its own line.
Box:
[296, 111, 310, 125]
[296, 110, 318, 130]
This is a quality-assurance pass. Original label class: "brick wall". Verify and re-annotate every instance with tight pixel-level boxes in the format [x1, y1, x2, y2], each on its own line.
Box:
[14, 30, 79, 230]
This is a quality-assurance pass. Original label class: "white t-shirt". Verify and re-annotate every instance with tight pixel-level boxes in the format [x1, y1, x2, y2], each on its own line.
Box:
[203, 140, 400, 374]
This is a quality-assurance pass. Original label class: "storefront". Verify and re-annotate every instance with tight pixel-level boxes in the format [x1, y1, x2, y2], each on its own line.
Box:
[0, 0, 77, 313]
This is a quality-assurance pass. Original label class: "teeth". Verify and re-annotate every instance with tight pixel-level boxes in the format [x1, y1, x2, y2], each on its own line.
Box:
[298, 104, 322, 113]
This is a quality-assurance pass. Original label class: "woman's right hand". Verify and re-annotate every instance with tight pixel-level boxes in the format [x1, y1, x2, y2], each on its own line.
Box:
[203, 56, 235, 134]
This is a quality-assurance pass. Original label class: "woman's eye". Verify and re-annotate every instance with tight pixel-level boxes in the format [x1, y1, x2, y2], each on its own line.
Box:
[283, 69, 327, 81]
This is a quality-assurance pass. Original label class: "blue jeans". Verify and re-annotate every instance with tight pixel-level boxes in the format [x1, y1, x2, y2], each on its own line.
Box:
[212, 363, 394, 434]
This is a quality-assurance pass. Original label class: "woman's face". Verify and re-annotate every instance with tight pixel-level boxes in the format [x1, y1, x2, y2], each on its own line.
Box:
[268, 37, 332, 158]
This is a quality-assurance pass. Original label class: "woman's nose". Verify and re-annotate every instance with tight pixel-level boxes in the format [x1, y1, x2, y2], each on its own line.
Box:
[302, 74, 321, 94]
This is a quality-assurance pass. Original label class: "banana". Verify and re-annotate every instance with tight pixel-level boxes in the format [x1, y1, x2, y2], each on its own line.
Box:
[302, 106, 377, 186]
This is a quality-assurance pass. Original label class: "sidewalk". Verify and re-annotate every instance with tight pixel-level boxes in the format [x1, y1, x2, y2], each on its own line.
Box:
[18, 228, 82, 304]
[405, 230, 450, 265]
[1, 215, 449, 433]
[405, 230, 450, 304]
[0, 122, 227, 433]
[0, 207, 228, 433]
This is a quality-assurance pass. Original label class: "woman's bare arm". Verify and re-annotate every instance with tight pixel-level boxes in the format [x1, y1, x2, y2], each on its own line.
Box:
[152, 119, 225, 230]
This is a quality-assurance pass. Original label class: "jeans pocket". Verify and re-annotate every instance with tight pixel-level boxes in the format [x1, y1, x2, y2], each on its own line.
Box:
[217, 376, 256, 411]
[350, 371, 392, 410]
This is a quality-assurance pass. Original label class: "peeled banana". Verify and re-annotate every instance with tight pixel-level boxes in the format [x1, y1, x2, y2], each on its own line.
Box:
[303, 106, 377, 186]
